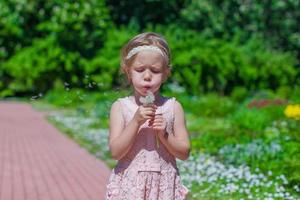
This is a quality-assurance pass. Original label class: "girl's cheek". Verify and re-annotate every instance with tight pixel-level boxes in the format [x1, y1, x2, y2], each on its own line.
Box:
[130, 73, 139, 81]
[153, 75, 164, 82]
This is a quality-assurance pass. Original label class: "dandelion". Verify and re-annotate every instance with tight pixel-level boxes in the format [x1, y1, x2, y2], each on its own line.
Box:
[139, 91, 155, 105]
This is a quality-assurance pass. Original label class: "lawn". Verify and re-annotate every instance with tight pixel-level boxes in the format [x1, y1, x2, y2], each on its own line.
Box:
[30, 88, 300, 200]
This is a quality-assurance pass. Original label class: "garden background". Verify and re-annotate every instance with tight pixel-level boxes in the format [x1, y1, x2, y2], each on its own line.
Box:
[1, 0, 300, 199]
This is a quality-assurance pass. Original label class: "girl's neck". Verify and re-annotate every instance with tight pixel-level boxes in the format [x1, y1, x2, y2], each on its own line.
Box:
[132, 91, 164, 106]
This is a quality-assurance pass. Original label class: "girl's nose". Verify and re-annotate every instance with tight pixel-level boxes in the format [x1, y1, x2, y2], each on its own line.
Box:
[143, 70, 151, 80]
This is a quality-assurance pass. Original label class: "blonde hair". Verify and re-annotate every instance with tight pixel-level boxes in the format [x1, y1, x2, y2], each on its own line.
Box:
[120, 32, 171, 80]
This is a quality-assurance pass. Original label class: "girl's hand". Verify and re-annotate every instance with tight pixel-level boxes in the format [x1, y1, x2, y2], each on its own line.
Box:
[133, 105, 157, 126]
[149, 113, 167, 133]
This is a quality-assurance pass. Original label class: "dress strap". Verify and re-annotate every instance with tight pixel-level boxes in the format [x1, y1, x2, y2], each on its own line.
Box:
[117, 97, 136, 124]
[116, 98, 126, 122]
[163, 97, 176, 136]
[170, 97, 176, 119]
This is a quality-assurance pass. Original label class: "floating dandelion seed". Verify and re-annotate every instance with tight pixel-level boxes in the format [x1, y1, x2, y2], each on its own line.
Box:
[65, 99, 72, 104]
[79, 95, 85, 100]
[30, 92, 43, 100]
[30, 95, 38, 100]
[64, 82, 70, 91]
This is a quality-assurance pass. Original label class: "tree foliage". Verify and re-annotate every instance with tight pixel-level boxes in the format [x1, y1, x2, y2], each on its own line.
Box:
[0, 0, 299, 97]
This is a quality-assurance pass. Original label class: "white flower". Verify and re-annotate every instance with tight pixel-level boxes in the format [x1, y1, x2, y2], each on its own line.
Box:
[139, 91, 155, 105]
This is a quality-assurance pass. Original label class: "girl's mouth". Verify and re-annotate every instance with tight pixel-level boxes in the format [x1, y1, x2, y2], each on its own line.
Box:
[143, 86, 151, 90]
[142, 86, 152, 93]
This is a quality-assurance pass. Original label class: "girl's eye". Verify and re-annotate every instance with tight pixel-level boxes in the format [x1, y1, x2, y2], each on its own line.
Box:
[152, 70, 161, 73]
[135, 68, 144, 72]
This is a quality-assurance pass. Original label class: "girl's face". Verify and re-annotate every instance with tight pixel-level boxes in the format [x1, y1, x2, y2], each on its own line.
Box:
[128, 50, 169, 96]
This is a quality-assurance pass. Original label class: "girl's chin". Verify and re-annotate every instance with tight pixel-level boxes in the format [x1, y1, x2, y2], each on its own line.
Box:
[141, 90, 149, 95]
[139, 89, 153, 95]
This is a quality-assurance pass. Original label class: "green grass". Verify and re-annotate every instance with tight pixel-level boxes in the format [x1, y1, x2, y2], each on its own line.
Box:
[25, 88, 300, 199]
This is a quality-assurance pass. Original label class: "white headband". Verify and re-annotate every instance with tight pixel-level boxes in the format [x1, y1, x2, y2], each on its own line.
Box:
[126, 45, 165, 60]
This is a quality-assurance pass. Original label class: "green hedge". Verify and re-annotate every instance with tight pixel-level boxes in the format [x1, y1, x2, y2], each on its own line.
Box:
[179, 0, 300, 58]
[1, 0, 300, 97]
[0, 0, 111, 59]
[1, 26, 299, 97]
[0, 0, 112, 96]
[161, 26, 298, 95]
[1, 28, 135, 96]
[105, 0, 300, 59]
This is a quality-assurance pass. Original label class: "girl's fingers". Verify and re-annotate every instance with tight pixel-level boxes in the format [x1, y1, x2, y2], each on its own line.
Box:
[153, 119, 164, 124]
[145, 111, 154, 118]
[143, 104, 157, 108]
[145, 115, 154, 120]
[143, 109, 155, 116]
[145, 106, 156, 111]
[145, 111, 154, 115]
[149, 107, 156, 112]
[153, 122, 165, 127]
[153, 126, 164, 131]
[154, 118, 163, 122]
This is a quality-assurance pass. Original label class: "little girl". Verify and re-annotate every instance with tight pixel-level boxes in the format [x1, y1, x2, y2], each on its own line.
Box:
[105, 32, 190, 200]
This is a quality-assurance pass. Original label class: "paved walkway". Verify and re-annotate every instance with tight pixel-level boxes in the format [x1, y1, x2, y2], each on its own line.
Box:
[0, 101, 111, 200]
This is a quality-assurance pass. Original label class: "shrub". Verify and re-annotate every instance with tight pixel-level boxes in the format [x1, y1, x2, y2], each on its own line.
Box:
[178, 93, 237, 118]
[83, 28, 137, 90]
[179, 0, 300, 60]
[229, 106, 272, 134]
[0, 0, 111, 97]
[2, 36, 65, 95]
[230, 86, 248, 102]
[156, 26, 298, 95]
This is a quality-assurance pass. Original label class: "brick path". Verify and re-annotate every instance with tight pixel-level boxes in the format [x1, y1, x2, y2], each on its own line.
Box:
[0, 101, 111, 200]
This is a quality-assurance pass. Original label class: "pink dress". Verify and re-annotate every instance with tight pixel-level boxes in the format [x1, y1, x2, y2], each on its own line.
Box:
[105, 96, 189, 200]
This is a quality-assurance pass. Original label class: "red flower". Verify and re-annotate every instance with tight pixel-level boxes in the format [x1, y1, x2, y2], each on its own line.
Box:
[247, 98, 288, 109]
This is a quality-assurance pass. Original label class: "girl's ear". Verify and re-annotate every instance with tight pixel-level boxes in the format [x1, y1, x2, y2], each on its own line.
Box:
[122, 65, 129, 76]
[163, 67, 171, 82]
[123, 66, 132, 83]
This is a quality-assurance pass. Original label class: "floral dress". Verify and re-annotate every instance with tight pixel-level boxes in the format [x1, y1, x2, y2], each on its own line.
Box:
[105, 96, 189, 200]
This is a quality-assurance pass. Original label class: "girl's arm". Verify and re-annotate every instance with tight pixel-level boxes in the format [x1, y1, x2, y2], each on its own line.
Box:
[156, 101, 190, 160]
[108, 101, 139, 160]
[109, 100, 156, 160]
